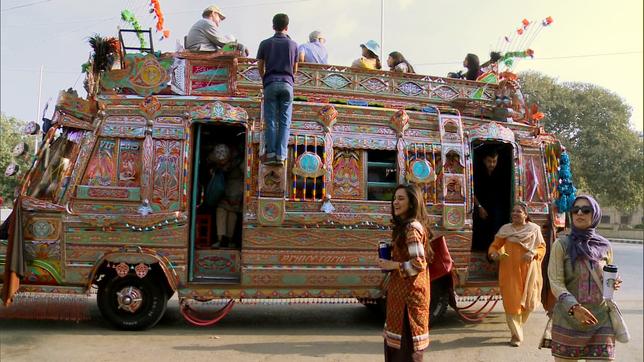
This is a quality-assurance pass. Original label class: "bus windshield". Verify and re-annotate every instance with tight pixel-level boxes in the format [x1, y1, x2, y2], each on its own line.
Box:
[26, 128, 85, 203]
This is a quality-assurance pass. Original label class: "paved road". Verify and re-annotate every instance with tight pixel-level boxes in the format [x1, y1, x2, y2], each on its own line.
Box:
[1, 244, 641, 362]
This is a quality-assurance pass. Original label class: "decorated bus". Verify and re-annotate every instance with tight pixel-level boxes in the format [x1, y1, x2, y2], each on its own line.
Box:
[0, 32, 568, 330]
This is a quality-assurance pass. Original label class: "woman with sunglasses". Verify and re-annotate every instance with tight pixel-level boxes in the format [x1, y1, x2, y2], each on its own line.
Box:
[489, 202, 546, 346]
[548, 195, 622, 361]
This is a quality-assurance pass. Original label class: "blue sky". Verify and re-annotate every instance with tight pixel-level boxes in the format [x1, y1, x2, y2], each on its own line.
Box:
[1, 0, 642, 131]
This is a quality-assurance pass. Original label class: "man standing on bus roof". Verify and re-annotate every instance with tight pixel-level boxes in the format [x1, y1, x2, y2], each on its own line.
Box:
[186, 5, 229, 51]
[298, 30, 328, 64]
[256, 13, 298, 166]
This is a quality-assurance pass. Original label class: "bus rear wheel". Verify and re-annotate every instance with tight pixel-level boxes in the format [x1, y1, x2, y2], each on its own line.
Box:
[430, 279, 450, 324]
[97, 274, 167, 330]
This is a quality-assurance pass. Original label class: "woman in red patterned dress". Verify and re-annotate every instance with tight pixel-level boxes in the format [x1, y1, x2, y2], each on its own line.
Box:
[379, 184, 434, 362]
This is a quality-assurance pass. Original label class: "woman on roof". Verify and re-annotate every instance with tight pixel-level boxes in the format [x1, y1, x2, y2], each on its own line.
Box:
[351, 40, 382, 70]
[387, 51, 415, 74]
[463, 53, 482, 81]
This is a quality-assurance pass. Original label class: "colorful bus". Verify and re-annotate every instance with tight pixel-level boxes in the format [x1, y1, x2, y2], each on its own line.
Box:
[0, 38, 566, 329]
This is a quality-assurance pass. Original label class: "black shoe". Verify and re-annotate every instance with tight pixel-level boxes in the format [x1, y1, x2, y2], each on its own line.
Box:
[260, 154, 276, 165]
[267, 158, 285, 166]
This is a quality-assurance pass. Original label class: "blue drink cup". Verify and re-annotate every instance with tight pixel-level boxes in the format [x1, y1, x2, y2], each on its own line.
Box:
[378, 241, 391, 260]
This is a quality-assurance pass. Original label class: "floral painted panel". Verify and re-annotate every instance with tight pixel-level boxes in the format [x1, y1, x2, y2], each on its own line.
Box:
[117, 140, 142, 187]
[152, 139, 182, 211]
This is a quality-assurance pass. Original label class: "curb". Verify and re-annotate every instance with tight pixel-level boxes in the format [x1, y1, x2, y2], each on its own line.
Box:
[609, 238, 643, 245]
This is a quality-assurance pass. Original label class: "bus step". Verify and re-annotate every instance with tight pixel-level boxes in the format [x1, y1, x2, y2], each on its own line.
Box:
[190, 276, 241, 284]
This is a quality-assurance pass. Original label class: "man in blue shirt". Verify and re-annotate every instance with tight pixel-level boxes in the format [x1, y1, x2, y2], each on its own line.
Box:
[298, 30, 328, 64]
[256, 14, 298, 166]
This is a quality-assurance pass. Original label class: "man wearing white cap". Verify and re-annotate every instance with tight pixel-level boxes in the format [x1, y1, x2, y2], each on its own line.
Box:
[298, 30, 328, 64]
[186, 5, 229, 51]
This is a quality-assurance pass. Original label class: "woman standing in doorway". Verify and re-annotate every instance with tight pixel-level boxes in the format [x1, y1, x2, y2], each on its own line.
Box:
[489, 202, 546, 346]
[379, 184, 433, 361]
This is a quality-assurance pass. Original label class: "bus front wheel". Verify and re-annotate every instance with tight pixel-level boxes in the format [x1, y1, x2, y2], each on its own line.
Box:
[97, 274, 167, 330]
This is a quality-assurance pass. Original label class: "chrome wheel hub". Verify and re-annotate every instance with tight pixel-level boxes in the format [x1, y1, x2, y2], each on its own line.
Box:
[116, 286, 143, 313]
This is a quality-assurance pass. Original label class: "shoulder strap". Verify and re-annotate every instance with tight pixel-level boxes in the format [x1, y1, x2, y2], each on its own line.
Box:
[557, 235, 570, 250]
[583, 259, 603, 292]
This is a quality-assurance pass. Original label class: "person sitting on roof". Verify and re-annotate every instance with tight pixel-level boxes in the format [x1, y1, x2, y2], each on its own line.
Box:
[447, 53, 482, 80]
[387, 51, 415, 73]
[185, 5, 231, 51]
[298, 30, 328, 64]
[351, 40, 381, 70]
[463, 53, 482, 81]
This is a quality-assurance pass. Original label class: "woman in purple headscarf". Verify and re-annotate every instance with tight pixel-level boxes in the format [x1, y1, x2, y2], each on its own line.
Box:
[548, 195, 622, 361]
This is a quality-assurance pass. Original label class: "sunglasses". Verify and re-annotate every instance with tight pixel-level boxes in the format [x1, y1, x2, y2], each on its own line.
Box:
[571, 206, 593, 215]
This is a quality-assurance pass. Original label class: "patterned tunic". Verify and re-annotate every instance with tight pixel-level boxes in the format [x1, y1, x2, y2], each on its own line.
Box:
[548, 236, 615, 360]
[383, 220, 430, 351]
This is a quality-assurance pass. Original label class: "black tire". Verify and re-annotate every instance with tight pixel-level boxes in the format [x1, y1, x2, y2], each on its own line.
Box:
[97, 274, 167, 330]
[430, 276, 450, 324]
[361, 298, 386, 319]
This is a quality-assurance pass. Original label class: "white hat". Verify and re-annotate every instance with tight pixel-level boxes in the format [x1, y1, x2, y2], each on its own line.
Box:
[360, 40, 380, 57]
[203, 5, 226, 20]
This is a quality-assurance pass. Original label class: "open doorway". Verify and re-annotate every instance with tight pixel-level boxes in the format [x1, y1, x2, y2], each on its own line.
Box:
[471, 142, 514, 253]
[190, 122, 245, 282]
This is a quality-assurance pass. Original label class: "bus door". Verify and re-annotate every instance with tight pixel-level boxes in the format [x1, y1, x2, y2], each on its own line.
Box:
[467, 122, 518, 282]
[188, 117, 247, 283]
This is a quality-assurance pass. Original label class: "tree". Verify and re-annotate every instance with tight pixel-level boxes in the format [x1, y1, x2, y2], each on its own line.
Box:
[0, 113, 32, 205]
[519, 71, 643, 212]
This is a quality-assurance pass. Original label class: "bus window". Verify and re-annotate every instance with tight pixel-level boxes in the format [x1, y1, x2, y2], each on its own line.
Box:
[524, 153, 547, 203]
[290, 135, 325, 200]
[405, 142, 440, 204]
[367, 149, 397, 201]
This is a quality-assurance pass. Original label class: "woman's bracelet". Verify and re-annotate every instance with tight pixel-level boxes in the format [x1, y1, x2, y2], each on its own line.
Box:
[568, 304, 581, 316]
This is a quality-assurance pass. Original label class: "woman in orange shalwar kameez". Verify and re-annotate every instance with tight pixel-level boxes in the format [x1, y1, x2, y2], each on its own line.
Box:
[488, 202, 546, 346]
[379, 184, 434, 361]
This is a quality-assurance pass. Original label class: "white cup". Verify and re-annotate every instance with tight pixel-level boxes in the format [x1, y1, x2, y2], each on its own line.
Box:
[602, 264, 618, 300]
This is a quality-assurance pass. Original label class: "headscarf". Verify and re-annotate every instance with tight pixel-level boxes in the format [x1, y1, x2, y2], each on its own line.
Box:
[495, 202, 542, 252]
[568, 195, 611, 268]
[495, 202, 540, 249]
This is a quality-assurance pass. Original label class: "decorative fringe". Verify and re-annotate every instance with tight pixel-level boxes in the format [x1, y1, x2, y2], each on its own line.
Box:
[0, 293, 91, 321]
[456, 295, 502, 303]
[184, 297, 362, 306]
[237, 298, 360, 305]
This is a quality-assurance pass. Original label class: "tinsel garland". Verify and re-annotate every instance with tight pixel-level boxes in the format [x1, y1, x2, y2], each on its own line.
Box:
[555, 151, 576, 212]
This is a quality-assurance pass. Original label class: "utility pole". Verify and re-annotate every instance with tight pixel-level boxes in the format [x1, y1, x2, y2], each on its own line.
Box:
[35, 64, 44, 155]
[380, 0, 384, 61]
